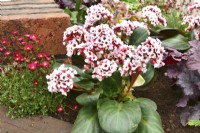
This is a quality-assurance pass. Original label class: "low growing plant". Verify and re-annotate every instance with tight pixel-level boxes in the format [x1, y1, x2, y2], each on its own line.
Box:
[0, 32, 68, 118]
[47, 3, 168, 133]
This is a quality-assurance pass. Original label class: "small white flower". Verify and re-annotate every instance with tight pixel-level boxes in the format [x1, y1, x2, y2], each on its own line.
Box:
[46, 65, 77, 96]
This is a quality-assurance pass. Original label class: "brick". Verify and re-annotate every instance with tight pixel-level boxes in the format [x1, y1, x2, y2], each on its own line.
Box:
[0, 0, 71, 55]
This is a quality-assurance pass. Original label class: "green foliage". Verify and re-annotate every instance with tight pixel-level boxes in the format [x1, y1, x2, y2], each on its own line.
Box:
[140, 63, 155, 86]
[76, 88, 102, 106]
[162, 34, 190, 50]
[71, 105, 103, 133]
[188, 120, 200, 127]
[0, 66, 67, 118]
[135, 108, 164, 133]
[134, 98, 157, 111]
[64, 0, 87, 25]
[72, 98, 164, 133]
[121, 0, 142, 11]
[99, 71, 122, 97]
[129, 28, 149, 47]
[98, 100, 141, 133]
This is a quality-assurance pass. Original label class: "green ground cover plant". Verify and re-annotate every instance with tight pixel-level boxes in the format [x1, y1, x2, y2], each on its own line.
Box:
[0, 32, 68, 118]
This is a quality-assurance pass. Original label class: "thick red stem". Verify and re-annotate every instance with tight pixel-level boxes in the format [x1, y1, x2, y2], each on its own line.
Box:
[127, 71, 141, 92]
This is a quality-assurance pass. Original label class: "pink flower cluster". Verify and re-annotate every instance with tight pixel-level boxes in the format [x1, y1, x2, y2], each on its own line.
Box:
[63, 4, 166, 81]
[119, 37, 165, 76]
[188, 2, 200, 13]
[142, 5, 167, 26]
[63, 25, 89, 57]
[46, 64, 77, 96]
[84, 4, 113, 29]
[182, 7, 200, 40]
[92, 59, 118, 81]
[112, 20, 149, 36]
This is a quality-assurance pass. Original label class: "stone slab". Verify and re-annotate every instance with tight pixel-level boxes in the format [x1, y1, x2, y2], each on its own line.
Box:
[0, 105, 72, 133]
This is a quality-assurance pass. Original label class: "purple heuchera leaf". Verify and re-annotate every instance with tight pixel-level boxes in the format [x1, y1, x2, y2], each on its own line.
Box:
[176, 96, 189, 108]
[164, 63, 184, 79]
[164, 47, 188, 62]
[176, 66, 200, 96]
[165, 68, 181, 79]
[55, 0, 101, 9]
[187, 40, 200, 74]
[179, 103, 200, 126]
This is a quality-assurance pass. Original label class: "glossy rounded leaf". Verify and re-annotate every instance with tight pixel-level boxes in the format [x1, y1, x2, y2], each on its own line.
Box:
[134, 98, 157, 111]
[74, 79, 95, 90]
[76, 89, 102, 106]
[162, 35, 190, 50]
[71, 106, 103, 133]
[134, 108, 164, 133]
[98, 100, 141, 133]
[141, 63, 155, 86]
[99, 73, 121, 97]
[159, 28, 185, 39]
[129, 28, 149, 47]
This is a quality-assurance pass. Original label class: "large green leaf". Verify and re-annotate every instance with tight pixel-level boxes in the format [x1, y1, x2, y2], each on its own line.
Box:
[75, 79, 95, 90]
[134, 108, 164, 133]
[99, 71, 122, 97]
[64, 7, 71, 16]
[98, 100, 141, 133]
[141, 63, 155, 86]
[134, 98, 157, 111]
[129, 28, 149, 47]
[159, 28, 186, 39]
[76, 89, 102, 106]
[162, 34, 190, 50]
[71, 106, 103, 133]
[75, 0, 82, 11]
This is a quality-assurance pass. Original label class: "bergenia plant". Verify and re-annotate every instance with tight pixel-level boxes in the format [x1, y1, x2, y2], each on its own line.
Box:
[47, 4, 166, 133]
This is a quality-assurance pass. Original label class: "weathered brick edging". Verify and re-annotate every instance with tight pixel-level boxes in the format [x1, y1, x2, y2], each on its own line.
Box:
[0, 0, 71, 55]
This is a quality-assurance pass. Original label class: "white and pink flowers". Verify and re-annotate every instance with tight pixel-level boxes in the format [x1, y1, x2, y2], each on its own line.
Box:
[184, 15, 200, 40]
[188, 2, 200, 13]
[119, 37, 165, 76]
[84, 4, 113, 29]
[182, 2, 200, 40]
[92, 59, 118, 81]
[141, 5, 167, 26]
[46, 64, 77, 96]
[113, 20, 149, 36]
[61, 4, 166, 81]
